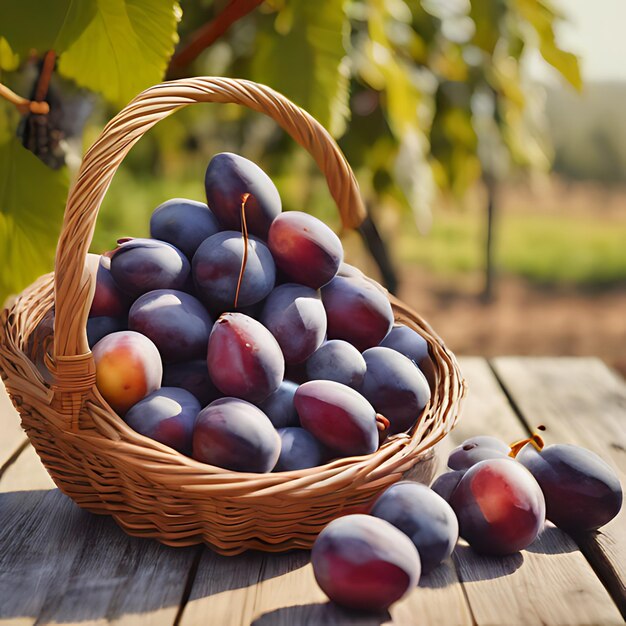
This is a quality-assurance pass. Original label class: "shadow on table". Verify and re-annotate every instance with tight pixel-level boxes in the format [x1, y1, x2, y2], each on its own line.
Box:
[251, 602, 390, 626]
[0, 489, 308, 623]
[525, 524, 579, 555]
[453, 544, 524, 581]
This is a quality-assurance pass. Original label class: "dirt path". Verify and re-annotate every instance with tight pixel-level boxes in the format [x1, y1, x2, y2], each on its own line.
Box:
[398, 268, 626, 378]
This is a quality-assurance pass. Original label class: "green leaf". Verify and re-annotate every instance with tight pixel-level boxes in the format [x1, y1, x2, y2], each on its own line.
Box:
[57, 0, 181, 106]
[515, 0, 581, 90]
[252, 0, 351, 137]
[0, 0, 96, 57]
[0, 37, 19, 71]
[0, 134, 69, 304]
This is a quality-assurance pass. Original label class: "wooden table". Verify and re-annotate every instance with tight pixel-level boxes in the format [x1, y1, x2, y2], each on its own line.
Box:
[1, 357, 624, 625]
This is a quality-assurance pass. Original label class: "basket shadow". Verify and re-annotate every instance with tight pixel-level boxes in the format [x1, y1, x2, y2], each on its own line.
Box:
[251, 602, 390, 626]
[0, 489, 299, 622]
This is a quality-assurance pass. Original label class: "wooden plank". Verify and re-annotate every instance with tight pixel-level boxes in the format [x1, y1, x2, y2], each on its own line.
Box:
[0, 444, 55, 493]
[0, 488, 197, 625]
[0, 380, 27, 473]
[492, 356, 626, 618]
[445, 357, 624, 625]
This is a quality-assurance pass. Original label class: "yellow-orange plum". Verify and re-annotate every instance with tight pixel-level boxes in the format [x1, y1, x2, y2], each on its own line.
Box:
[93, 331, 163, 415]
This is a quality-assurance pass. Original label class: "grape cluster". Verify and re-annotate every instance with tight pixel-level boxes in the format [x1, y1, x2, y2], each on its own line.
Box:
[88, 152, 434, 473]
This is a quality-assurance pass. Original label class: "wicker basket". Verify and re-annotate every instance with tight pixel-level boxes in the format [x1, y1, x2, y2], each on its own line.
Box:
[0, 77, 466, 555]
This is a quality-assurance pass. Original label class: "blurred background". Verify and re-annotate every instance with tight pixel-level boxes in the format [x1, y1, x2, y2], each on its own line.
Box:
[1, 0, 624, 373]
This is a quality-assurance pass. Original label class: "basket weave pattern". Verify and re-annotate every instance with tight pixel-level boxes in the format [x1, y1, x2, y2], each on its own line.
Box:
[0, 78, 466, 554]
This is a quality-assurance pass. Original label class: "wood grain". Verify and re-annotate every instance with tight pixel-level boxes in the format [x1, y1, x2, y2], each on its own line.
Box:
[0, 380, 27, 474]
[492, 356, 626, 618]
[0, 489, 197, 625]
[446, 357, 624, 625]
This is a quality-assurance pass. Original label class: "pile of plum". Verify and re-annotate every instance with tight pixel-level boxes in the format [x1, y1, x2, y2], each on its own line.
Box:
[311, 430, 622, 612]
[88, 152, 434, 472]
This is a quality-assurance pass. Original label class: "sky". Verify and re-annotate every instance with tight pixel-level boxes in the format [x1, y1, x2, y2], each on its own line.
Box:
[526, 0, 626, 83]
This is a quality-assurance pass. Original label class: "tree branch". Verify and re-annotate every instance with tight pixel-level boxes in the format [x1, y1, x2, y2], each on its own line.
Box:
[168, 0, 264, 76]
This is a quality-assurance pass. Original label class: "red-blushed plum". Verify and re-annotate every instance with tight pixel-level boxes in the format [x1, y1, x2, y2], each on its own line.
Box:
[192, 398, 281, 472]
[163, 360, 221, 407]
[205, 152, 281, 239]
[450, 458, 546, 555]
[109, 238, 190, 298]
[150, 198, 220, 259]
[129, 289, 213, 363]
[260, 284, 326, 364]
[258, 380, 300, 428]
[311, 514, 421, 611]
[517, 443, 623, 531]
[448, 435, 511, 471]
[360, 347, 431, 435]
[93, 331, 162, 415]
[275, 427, 326, 471]
[294, 380, 379, 457]
[207, 313, 284, 403]
[87, 316, 126, 349]
[124, 387, 200, 455]
[192, 231, 275, 310]
[379, 324, 436, 390]
[268, 211, 343, 289]
[321, 275, 393, 351]
[305, 340, 366, 389]
[370, 482, 459, 574]
[89, 255, 130, 318]
[431, 470, 466, 503]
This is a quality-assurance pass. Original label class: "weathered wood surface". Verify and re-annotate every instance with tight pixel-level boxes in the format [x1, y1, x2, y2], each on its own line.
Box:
[0, 357, 624, 625]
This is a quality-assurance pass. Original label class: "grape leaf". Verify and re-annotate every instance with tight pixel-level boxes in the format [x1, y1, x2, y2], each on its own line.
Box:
[252, 0, 350, 137]
[0, 134, 69, 304]
[0, 0, 96, 58]
[57, 0, 181, 106]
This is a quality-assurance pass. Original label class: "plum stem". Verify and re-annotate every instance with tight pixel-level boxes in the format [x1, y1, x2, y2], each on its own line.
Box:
[234, 193, 250, 308]
[508, 426, 546, 458]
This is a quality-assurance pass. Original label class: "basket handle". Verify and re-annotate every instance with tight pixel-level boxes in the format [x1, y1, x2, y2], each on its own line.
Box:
[53, 77, 366, 364]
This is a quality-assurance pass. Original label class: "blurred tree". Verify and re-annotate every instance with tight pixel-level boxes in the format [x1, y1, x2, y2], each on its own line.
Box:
[0, 0, 579, 303]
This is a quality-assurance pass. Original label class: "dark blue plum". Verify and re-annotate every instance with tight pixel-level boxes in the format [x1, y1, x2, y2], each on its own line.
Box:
[207, 313, 284, 403]
[517, 443, 623, 531]
[205, 152, 281, 239]
[321, 275, 393, 351]
[305, 340, 366, 389]
[110, 238, 190, 298]
[295, 380, 379, 457]
[379, 324, 436, 390]
[129, 290, 213, 363]
[192, 398, 281, 472]
[87, 316, 126, 349]
[260, 284, 326, 364]
[89, 255, 130, 318]
[258, 380, 300, 428]
[431, 470, 466, 503]
[448, 436, 511, 471]
[268, 211, 343, 289]
[370, 481, 459, 574]
[450, 458, 545, 555]
[124, 387, 200, 455]
[192, 231, 275, 310]
[275, 427, 326, 471]
[360, 347, 431, 435]
[150, 198, 220, 259]
[162, 360, 221, 407]
[311, 514, 421, 611]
